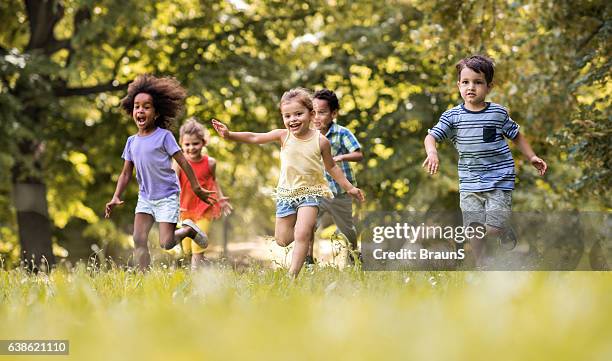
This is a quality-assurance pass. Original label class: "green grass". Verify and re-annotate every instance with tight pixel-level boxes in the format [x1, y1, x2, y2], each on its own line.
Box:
[1, 265, 611, 361]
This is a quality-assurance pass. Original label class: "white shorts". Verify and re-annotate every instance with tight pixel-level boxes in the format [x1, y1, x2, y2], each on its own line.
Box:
[135, 193, 180, 223]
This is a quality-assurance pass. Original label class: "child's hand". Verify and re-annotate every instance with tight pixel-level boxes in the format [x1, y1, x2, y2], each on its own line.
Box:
[104, 196, 124, 218]
[211, 119, 229, 138]
[530, 155, 547, 176]
[348, 187, 365, 202]
[219, 197, 233, 216]
[422, 152, 439, 175]
[194, 186, 217, 205]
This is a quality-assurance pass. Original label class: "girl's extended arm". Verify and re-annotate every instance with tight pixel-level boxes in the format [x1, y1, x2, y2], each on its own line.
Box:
[320, 136, 365, 202]
[209, 157, 233, 216]
[173, 151, 216, 205]
[211, 119, 285, 145]
[422, 134, 439, 175]
[512, 132, 547, 176]
[333, 150, 363, 163]
[105, 160, 134, 218]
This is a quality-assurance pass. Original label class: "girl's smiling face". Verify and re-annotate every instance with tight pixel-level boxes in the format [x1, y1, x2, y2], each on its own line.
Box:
[181, 133, 205, 161]
[281, 100, 314, 137]
[133, 93, 157, 134]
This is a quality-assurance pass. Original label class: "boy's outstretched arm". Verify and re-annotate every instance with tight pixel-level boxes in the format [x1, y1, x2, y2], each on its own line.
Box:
[422, 134, 439, 175]
[320, 136, 365, 202]
[333, 150, 363, 163]
[512, 132, 547, 176]
[211, 119, 285, 145]
[173, 151, 216, 205]
[105, 160, 133, 218]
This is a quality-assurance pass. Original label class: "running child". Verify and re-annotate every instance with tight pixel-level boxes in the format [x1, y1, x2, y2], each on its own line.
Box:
[308, 89, 363, 265]
[105, 74, 215, 270]
[173, 118, 232, 268]
[211, 88, 365, 277]
[422, 55, 547, 264]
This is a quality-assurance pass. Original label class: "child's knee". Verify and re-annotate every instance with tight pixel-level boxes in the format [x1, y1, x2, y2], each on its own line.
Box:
[159, 237, 175, 250]
[275, 237, 292, 247]
[294, 228, 313, 243]
[486, 225, 503, 237]
[133, 234, 149, 248]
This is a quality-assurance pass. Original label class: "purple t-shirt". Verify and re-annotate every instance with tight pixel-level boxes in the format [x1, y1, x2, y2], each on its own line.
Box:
[122, 127, 181, 200]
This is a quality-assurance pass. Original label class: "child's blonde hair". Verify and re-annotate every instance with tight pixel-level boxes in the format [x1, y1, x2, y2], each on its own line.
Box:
[279, 87, 313, 112]
[179, 117, 209, 145]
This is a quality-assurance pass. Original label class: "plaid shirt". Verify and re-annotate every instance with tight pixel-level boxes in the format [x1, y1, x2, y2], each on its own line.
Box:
[324, 123, 361, 195]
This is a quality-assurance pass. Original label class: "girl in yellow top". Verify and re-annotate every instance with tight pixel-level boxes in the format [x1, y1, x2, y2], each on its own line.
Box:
[212, 88, 365, 277]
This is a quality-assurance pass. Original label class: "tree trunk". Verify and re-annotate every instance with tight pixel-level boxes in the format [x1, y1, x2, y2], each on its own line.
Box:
[223, 216, 230, 256]
[12, 182, 55, 271]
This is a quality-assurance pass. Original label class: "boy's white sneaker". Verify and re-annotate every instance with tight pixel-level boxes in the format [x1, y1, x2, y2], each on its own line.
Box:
[182, 219, 208, 249]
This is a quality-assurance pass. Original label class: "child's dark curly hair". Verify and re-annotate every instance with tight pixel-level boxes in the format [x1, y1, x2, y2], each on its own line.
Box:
[120, 74, 187, 129]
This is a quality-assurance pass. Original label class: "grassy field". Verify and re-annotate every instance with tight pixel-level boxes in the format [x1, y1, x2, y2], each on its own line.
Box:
[1, 264, 611, 361]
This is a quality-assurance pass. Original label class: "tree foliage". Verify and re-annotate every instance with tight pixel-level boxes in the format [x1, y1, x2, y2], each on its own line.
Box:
[0, 0, 609, 266]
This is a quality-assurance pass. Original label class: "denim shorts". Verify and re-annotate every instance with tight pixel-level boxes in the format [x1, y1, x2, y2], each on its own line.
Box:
[135, 193, 180, 223]
[276, 196, 320, 218]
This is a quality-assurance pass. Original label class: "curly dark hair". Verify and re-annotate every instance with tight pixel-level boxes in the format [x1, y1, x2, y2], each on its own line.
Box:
[120, 74, 187, 129]
[313, 88, 340, 112]
[456, 55, 495, 85]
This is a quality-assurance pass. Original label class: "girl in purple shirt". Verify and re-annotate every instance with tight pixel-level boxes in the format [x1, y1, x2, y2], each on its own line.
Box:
[105, 75, 214, 270]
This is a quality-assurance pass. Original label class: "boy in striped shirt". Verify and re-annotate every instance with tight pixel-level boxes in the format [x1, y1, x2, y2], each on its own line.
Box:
[423, 55, 547, 264]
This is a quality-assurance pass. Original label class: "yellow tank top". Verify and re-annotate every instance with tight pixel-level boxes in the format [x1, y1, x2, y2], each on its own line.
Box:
[275, 130, 333, 202]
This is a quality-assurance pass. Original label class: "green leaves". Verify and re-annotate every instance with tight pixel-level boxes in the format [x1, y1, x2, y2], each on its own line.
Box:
[0, 0, 609, 265]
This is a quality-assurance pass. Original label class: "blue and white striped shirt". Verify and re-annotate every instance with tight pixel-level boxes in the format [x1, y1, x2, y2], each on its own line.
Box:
[428, 102, 520, 192]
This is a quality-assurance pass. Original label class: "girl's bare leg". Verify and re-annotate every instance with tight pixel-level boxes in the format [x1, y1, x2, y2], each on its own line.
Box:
[289, 206, 318, 277]
[174, 225, 195, 244]
[133, 213, 155, 270]
[275, 214, 297, 247]
[159, 222, 179, 250]
[191, 252, 208, 269]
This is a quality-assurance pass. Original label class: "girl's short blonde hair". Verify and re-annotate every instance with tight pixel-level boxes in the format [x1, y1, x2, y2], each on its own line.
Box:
[179, 117, 209, 145]
[279, 87, 313, 112]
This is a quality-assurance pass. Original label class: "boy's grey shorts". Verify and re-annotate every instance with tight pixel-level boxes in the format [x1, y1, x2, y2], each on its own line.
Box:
[459, 189, 512, 229]
[317, 193, 357, 245]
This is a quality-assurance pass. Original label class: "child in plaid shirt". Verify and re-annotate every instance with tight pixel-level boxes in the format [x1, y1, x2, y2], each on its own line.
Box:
[308, 89, 363, 264]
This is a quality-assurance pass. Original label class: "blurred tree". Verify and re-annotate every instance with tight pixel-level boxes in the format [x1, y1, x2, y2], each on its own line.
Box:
[1, 0, 127, 269]
[0, 0, 609, 269]
[0, 0, 317, 268]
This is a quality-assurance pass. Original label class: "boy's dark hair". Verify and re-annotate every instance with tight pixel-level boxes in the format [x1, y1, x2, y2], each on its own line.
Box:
[456, 55, 495, 85]
[120, 74, 187, 129]
[313, 88, 340, 112]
